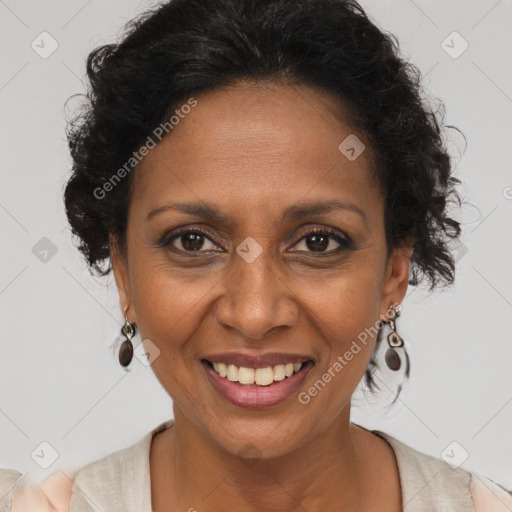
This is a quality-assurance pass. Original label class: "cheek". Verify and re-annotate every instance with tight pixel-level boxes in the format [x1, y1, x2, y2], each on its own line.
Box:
[128, 217, 386, 360]
[306, 291, 380, 410]
[296, 254, 383, 327]
[127, 259, 207, 358]
[129, 274, 206, 400]
[298, 260, 383, 376]
[132, 280, 204, 349]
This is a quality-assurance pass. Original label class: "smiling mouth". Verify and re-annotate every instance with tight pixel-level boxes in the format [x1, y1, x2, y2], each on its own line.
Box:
[202, 359, 314, 387]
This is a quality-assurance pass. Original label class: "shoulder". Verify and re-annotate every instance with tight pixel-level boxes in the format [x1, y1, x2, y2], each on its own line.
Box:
[369, 429, 509, 511]
[70, 420, 173, 511]
[1, 468, 75, 512]
[1, 468, 22, 511]
[372, 428, 475, 487]
[0, 420, 173, 512]
[470, 473, 512, 512]
[70, 436, 149, 511]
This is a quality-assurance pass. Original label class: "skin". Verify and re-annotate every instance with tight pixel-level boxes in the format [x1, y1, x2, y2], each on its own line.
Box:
[110, 81, 413, 512]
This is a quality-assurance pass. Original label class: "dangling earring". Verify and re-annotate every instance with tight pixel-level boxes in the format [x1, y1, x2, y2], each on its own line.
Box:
[383, 303, 404, 371]
[119, 307, 136, 367]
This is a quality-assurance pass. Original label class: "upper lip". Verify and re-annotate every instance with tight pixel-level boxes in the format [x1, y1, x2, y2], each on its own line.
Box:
[202, 352, 314, 368]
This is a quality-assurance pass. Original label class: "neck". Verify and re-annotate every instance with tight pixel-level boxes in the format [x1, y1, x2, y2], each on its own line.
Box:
[155, 405, 377, 512]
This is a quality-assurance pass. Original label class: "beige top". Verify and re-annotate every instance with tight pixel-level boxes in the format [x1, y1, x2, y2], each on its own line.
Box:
[2, 420, 512, 511]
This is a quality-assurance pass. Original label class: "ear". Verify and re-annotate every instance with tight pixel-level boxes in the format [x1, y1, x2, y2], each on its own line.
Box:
[378, 237, 414, 316]
[109, 233, 137, 323]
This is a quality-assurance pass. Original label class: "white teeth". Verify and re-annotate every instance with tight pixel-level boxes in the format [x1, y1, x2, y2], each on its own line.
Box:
[238, 367, 255, 385]
[218, 362, 227, 377]
[209, 360, 308, 386]
[255, 367, 274, 386]
[273, 365, 285, 381]
[227, 364, 238, 382]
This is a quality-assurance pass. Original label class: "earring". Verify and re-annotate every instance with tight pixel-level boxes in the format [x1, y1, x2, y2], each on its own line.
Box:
[119, 308, 136, 367]
[382, 303, 404, 371]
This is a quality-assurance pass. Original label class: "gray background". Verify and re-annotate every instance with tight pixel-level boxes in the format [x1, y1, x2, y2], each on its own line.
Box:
[1, 0, 511, 489]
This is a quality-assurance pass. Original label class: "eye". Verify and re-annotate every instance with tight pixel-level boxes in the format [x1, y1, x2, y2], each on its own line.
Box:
[289, 228, 352, 254]
[160, 226, 352, 256]
[165, 228, 221, 253]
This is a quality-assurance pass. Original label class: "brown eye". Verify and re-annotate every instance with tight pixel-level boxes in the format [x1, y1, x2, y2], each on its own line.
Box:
[166, 229, 220, 253]
[290, 229, 352, 254]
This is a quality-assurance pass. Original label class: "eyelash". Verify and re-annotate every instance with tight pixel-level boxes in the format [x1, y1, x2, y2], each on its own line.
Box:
[160, 226, 353, 256]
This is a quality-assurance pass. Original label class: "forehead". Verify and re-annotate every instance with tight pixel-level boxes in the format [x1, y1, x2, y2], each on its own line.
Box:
[131, 83, 380, 223]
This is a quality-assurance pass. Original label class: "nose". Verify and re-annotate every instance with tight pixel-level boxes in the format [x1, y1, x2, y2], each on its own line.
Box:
[214, 246, 298, 340]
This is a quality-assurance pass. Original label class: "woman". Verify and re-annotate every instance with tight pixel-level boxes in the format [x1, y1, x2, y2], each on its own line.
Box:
[2, 0, 511, 510]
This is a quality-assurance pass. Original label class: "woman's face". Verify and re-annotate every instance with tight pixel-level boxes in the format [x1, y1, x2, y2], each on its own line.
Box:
[111, 82, 412, 457]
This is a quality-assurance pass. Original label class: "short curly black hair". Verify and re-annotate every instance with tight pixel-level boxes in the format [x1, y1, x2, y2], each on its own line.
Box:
[63, 0, 465, 393]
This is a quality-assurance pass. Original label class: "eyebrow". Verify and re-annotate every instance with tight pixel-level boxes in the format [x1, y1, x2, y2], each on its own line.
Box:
[145, 199, 368, 226]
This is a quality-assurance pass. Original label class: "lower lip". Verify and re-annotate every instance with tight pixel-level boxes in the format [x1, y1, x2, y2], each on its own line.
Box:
[202, 360, 314, 408]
